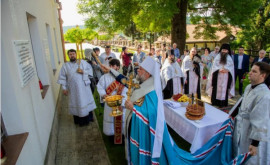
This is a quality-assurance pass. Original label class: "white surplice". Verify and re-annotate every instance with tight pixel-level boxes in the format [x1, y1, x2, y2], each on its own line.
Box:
[233, 84, 270, 165]
[206, 54, 235, 100]
[97, 73, 128, 136]
[181, 55, 203, 95]
[161, 59, 185, 94]
[57, 60, 96, 117]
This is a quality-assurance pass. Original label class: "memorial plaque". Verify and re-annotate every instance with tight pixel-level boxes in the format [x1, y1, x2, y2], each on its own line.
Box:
[13, 40, 35, 87]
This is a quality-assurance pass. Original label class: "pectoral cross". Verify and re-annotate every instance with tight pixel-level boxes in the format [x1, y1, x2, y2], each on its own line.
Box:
[121, 74, 140, 100]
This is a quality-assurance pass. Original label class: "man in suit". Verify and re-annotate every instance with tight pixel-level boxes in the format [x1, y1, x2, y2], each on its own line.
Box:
[251, 49, 269, 67]
[234, 47, 249, 95]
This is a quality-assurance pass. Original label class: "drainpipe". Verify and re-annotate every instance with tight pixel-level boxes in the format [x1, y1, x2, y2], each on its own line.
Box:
[56, 0, 66, 62]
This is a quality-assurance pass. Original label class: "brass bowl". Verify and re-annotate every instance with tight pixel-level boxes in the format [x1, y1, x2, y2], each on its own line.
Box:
[105, 95, 123, 107]
[104, 95, 123, 117]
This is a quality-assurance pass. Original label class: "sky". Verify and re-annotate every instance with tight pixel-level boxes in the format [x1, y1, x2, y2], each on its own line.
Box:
[61, 0, 86, 26]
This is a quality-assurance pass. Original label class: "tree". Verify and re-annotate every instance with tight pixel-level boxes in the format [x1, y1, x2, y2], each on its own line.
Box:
[228, 0, 270, 55]
[64, 27, 97, 58]
[123, 21, 144, 42]
[234, 0, 270, 52]
[78, 0, 261, 54]
[98, 34, 113, 40]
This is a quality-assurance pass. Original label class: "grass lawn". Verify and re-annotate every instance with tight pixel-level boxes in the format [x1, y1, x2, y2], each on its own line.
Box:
[93, 89, 191, 165]
[93, 89, 127, 165]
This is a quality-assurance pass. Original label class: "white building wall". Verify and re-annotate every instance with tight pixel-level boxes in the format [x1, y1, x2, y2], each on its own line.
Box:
[1, 0, 64, 164]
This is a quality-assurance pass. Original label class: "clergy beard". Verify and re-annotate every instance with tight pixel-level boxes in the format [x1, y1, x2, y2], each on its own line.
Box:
[170, 58, 175, 63]
[219, 52, 228, 65]
[70, 57, 76, 62]
[136, 74, 146, 84]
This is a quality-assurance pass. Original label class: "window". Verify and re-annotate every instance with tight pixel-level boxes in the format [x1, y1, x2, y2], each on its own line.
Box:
[46, 24, 56, 74]
[27, 13, 50, 98]
[53, 28, 61, 65]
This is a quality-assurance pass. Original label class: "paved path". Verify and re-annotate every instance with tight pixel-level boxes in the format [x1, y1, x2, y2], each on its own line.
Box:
[55, 93, 111, 165]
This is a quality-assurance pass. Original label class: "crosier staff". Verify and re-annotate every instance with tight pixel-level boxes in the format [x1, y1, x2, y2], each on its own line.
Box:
[91, 51, 110, 73]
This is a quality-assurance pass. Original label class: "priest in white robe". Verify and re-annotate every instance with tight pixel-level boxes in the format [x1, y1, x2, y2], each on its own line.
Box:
[181, 47, 203, 99]
[161, 50, 185, 99]
[206, 44, 235, 107]
[232, 62, 270, 165]
[58, 49, 97, 126]
[97, 59, 128, 143]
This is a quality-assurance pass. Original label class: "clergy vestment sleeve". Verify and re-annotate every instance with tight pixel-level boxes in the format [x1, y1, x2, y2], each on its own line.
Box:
[181, 57, 189, 72]
[249, 95, 270, 142]
[163, 67, 173, 83]
[121, 87, 128, 107]
[181, 56, 190, 82]
[97, 75, 107, 97]
[82, 61, 93, 86]
[57, 65, 68, 90]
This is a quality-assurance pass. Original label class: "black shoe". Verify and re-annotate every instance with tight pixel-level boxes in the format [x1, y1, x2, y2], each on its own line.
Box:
[79, 123, 89, 127]
[73, 116, 79, 125]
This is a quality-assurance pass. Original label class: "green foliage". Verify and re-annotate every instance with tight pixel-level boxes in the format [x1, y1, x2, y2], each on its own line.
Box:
[189, 0, 261, 40]
[64, 27, 98, 58]
[98, 34, 113, 40]
[122, 22, 144, 41]
[78, 0, 265, 51]
[232, 0, 270, 51]
[193, 24, 218, 40]
[64, 27, 81, 43]
[78, 0, 175, 35]
[64, 27, 97, 43]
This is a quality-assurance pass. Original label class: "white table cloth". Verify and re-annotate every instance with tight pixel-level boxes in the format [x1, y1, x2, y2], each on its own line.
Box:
[163, 100, 228, 153]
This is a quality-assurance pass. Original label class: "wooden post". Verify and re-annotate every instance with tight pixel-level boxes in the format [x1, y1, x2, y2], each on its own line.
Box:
[80, 43, 83, 59]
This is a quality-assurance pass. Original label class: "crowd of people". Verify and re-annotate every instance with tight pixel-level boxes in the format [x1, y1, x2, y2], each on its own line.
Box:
[57, 43, 270, 165]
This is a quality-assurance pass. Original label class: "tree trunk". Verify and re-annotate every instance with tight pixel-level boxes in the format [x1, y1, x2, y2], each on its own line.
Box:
[171, 0, 188, 55]
[131, 22, 135, 43]
[154, 32, 157, 42]
[76, 43, 80, 58]
[80, 43, 84, 59]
